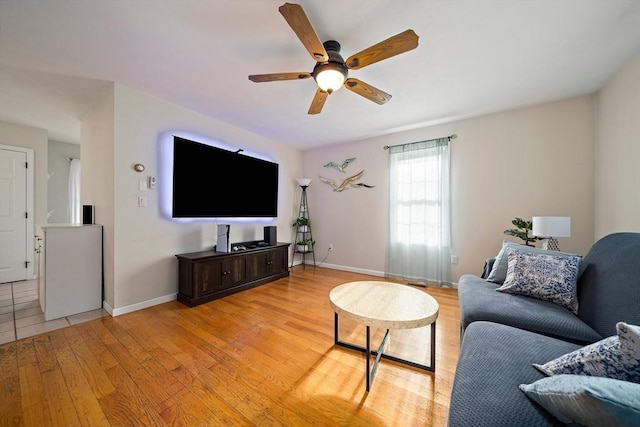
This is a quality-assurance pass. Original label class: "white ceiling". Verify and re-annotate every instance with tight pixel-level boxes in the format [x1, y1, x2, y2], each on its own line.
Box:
[1, 0, 639, 150]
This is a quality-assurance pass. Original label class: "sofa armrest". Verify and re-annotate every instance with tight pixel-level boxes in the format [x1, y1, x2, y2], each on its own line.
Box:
[481, 257, 495, 279]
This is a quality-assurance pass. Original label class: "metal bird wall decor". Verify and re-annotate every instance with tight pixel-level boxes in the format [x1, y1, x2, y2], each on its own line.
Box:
[323, 157, 356, 173]
[319, 170, 375, 192]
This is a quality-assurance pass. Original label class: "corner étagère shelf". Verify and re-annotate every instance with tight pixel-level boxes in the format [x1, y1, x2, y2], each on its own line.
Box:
[292, 182, 315, 268]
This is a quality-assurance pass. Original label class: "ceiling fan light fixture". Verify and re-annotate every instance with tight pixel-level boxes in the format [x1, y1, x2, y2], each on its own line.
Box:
[314, 65, 346, 93]
[249, 4, 419, 114]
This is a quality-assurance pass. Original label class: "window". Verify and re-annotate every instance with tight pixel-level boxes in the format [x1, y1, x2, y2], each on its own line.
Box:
[386, 138, 451, 284]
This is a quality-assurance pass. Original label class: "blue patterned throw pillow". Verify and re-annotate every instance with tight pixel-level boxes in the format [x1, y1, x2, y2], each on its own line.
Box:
[496, 247, 581, 313]
[487, 241, 578, 284]
[534, 322, 640, 383]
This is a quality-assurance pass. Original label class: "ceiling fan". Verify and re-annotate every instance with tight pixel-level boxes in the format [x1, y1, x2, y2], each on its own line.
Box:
[248, 2, 419, 115]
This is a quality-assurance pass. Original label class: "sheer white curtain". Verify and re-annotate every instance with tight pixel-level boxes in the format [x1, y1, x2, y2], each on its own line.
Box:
[68, 159, 81, 224]
[386, 138, 451, 285]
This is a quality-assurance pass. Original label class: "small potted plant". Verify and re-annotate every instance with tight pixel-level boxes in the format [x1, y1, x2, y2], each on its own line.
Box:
[504, 217, 541, 247]
[292, 217, 310, 232]
[296, 238, 315, 253]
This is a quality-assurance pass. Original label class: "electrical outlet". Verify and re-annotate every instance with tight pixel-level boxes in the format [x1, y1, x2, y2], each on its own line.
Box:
[451, 255, 458, 264]
[329, 244, 333, 251]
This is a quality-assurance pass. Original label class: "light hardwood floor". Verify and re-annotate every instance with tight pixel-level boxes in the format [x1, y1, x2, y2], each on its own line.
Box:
[0, 266, 460, 426]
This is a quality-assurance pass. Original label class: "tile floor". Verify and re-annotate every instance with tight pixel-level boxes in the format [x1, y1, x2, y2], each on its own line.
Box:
[0, 279, 109, 345]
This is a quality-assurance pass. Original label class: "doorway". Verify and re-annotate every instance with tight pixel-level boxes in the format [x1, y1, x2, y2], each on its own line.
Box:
[0, 145, 35, 283]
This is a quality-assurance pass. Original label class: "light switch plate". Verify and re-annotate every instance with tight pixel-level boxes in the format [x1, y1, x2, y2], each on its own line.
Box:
[138, 179, 147, 191]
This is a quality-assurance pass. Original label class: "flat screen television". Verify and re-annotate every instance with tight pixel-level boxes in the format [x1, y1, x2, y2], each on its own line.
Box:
[172, 136, 279, 218]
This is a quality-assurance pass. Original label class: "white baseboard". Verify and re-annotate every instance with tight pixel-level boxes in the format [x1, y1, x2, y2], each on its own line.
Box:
[314, 262, 385, 277]
[316, 262, 458, 288]
[102, 293, 177, 317]
[102, 301, 113, 316]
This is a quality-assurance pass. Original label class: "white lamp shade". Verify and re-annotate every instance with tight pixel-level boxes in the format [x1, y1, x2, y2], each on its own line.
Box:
[532, 216, 571, 237]
[297, 178, 312, 187]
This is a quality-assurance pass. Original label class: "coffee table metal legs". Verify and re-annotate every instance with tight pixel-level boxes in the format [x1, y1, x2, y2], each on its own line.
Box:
[333, 312, 436, 392]
[366, 326, 390, 391]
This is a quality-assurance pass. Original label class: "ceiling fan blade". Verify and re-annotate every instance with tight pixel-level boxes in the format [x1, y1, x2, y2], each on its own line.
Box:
[279, 3, 328, 62]
[344, 78, 392, 105]
[345, 29, 419, 70]
[308, 89, 328, 115]
[248, 72, 311, 82]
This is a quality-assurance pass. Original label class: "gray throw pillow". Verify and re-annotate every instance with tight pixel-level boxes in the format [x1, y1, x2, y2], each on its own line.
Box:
[496, 248, 581, 313]
[486, 240, 578, 284]
[519, 375, 640, 427]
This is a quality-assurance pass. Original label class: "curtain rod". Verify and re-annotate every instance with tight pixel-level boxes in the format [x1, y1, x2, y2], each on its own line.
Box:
[383, 134, 457, 150]
[66, 157, 79, 161]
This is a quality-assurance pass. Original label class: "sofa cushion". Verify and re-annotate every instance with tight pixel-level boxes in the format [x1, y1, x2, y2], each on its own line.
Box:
[448, 321, 581, 427]
[486, 240, 578, 284]
[497, 248, 581, 314]
[576, 232, 640, 338]
[519, 375, 640, 427]
[534, 322, 640, 383]
[458, 274, 602, 344]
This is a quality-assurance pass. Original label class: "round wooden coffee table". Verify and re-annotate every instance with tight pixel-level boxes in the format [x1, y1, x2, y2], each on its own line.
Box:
[329, 280, 439, 391]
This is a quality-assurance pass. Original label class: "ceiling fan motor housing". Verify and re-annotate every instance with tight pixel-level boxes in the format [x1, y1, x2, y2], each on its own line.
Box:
[312, 40, 348, 87]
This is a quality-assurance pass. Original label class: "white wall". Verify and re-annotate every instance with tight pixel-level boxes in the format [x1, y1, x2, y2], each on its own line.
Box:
[81, 85, 116, 307]
[6, 57, 636, 313]
[594, 54, 640, 238]
[303, 96, 596, 282]
[81, 83, 302, 314]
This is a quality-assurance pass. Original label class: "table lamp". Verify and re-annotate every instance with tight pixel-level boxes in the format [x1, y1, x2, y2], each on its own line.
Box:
[532, 216, 571, 251]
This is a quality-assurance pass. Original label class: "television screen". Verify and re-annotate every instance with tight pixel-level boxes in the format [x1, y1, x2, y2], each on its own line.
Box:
[172, 136, 279, 218]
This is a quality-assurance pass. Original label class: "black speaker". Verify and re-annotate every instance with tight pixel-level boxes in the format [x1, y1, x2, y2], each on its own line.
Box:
[264, 226, 277, 246]
[82, 205, 95, 225]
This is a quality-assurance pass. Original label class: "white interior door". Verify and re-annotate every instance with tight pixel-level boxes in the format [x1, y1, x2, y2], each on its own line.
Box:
[0, 147, 30, 283]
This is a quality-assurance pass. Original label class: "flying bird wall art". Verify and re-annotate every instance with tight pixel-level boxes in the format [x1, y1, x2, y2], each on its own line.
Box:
[319, 170, 375, 192]
[320, 157, 375, 191]
[323, 157, 356, 173]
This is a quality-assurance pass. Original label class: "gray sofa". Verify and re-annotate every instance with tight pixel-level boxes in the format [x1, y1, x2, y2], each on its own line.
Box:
[447, 232, 640, 426]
